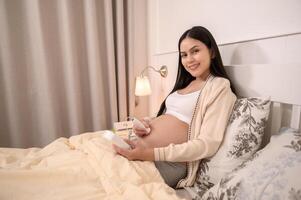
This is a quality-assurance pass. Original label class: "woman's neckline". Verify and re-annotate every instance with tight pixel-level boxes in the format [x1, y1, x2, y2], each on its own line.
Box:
[176, 74, 212, 95]
[176, 89, 200, 95]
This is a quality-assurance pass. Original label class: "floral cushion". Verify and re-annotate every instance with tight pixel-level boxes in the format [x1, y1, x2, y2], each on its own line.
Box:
[200, 130, 301, 200]
[193, 97, 271, 197]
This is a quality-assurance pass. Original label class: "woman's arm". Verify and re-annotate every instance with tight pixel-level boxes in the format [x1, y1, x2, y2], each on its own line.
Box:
[113, 139, 155, 161]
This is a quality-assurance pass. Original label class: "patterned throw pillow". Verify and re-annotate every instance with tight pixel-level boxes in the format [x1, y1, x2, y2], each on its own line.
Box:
[201, 131, 301, 200]
[192, 97, 271, 197]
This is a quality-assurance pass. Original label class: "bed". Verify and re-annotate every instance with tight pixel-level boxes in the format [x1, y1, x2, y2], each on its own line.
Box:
[1, 64, 300, 200]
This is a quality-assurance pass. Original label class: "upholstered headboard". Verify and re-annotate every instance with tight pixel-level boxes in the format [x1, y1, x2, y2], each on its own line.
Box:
[225, 64, 301, 143]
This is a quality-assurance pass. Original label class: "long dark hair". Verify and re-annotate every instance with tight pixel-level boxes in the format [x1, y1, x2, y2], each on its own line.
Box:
[157, 26, 236, 116]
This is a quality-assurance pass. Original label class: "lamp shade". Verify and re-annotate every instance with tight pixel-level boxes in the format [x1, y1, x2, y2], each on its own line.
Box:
[135, 76, 152, 96]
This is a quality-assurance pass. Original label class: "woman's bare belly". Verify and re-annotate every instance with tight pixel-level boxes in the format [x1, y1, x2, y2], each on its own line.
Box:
[136, 114, 188, 148]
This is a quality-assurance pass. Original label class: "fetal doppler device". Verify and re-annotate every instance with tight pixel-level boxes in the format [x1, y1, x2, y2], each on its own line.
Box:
[102, 118, 150, 149]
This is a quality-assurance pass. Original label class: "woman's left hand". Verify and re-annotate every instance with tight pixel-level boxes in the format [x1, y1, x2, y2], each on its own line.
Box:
[113, 139, 154, 161]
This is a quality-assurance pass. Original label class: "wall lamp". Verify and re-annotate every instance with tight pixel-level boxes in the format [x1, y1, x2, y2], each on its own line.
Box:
[135, 65, 168, 96]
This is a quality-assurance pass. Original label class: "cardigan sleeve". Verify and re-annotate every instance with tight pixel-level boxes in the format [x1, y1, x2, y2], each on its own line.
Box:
[154, 79, 236, 162]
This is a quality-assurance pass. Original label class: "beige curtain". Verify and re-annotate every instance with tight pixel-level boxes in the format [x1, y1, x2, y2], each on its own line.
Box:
[0, 0, 144, 148]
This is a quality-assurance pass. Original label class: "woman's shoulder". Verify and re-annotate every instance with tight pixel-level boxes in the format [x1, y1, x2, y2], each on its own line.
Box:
[204, 75, 236, 102]
[208, 76, 231, 89]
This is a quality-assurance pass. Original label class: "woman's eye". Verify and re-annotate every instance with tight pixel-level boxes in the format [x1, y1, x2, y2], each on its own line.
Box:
[181, 54, 187, 58]
[192, 49, 199, 54]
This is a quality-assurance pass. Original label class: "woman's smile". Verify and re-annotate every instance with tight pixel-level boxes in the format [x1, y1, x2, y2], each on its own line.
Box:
[188, 63, 200, 70]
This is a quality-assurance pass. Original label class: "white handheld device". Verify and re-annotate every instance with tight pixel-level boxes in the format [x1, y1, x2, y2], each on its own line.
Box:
[132, 118, 151, 134]
[102, 130, 131, 149]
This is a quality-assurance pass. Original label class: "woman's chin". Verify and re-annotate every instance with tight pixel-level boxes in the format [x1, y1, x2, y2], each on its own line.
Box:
[189, 71, 201, 78]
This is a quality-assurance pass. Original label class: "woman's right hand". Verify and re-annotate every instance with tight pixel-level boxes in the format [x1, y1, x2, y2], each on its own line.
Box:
[133, 117, 151, 137]
[113, 138, 155, 161]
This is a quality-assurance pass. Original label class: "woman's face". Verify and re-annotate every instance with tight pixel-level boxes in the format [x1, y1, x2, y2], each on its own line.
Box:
[180, 37, 212, 80]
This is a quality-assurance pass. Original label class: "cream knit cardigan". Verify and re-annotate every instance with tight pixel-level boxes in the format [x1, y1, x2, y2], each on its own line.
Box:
[154, 76, 237, 188]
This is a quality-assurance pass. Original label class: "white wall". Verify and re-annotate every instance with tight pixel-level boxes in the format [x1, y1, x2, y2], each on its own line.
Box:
[147, 0, 301, 116]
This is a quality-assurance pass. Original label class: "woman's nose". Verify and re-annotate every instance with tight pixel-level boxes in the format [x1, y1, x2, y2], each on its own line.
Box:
[187, 54, 194, 62]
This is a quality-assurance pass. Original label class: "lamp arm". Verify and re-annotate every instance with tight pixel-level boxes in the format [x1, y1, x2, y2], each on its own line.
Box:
[140, 66, 159, 77]
[140, 65, 168, 78]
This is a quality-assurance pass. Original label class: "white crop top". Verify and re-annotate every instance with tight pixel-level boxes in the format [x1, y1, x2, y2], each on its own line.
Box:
[165, 90, 201, 124]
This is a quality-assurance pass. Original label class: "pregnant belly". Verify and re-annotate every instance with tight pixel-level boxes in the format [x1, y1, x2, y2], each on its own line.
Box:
[136, 114, 189, 148]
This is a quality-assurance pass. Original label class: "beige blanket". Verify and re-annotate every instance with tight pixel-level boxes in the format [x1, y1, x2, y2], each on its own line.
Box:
[0, 132, 182, 200]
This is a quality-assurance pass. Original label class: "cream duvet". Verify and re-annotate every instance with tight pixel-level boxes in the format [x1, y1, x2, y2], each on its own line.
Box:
[0, 131, 182, 200]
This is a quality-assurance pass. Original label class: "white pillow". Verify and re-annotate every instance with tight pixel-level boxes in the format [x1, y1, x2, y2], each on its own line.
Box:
[201, 131, 301, 199]
[193, 97, 271, 196]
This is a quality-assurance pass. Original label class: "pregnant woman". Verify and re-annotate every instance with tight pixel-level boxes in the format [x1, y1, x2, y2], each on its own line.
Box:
[114, 26, 237, 189]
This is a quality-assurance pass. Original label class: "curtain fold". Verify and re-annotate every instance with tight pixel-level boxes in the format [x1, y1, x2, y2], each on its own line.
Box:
[0, 0, 134, 148]
[114, 0, 129, 121]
